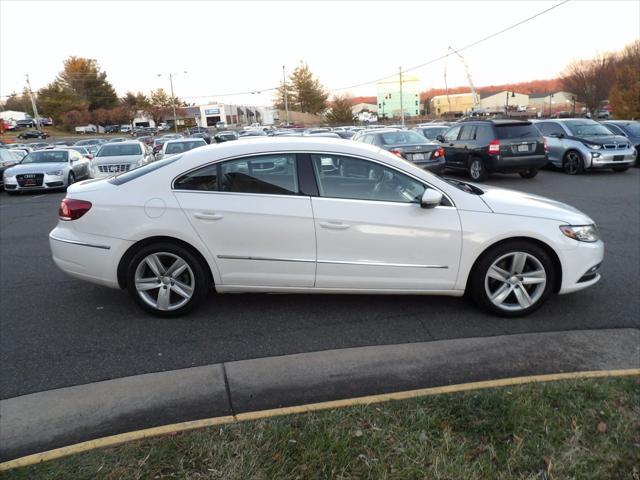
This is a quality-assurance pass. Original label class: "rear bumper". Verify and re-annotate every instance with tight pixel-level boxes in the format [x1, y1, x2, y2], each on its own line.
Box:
[49, 226, 133, 289]
[412, 157, 446, 175]
[485, 154, 548, 172]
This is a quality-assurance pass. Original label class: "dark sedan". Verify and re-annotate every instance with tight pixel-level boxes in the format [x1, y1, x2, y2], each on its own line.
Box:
[214, 131, 239, 143]
[601, 121, 640, 165]
[353, 128, 445, 174]
[17, 130, 49, 139]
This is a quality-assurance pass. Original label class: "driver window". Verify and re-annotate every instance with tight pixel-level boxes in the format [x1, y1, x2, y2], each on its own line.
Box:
[311, 154, 425, 204]
[443, 125, 461, 142]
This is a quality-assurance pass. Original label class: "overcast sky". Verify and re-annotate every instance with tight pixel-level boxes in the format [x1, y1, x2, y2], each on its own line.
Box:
[1, 0, 638, 106]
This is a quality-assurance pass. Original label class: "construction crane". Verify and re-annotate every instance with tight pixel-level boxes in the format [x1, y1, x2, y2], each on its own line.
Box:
[446, 46, 480, 113]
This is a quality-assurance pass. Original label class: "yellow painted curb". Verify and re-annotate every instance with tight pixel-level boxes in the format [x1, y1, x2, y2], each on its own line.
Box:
[1, 368, 638, 471]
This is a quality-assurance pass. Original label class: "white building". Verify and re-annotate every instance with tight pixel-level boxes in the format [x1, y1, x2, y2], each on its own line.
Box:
[0, 110, 29, 124]
[187, 104, 278, 128]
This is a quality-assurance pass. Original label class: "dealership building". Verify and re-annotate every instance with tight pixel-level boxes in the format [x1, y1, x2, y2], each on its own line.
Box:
[183, 104, 278, 128]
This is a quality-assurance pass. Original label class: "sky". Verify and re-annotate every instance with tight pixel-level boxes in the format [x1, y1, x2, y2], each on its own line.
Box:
[1, 0, 639, 107]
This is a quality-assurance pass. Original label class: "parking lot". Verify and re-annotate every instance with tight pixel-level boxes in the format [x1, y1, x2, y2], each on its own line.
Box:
[0, 167, 638, 400]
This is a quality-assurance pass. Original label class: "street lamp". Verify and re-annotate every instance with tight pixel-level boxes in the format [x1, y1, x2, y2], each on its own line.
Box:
[547, 93, 554, 118]
[505, 91, 516, 115]
[571, 95, 576, 117]
[157, 71, 187, 133]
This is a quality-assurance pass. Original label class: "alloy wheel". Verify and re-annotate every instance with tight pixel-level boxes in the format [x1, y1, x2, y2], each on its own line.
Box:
[470, 160, 482, 180]
[134, 252, 195, 311]
[563, 152, 581, 175]
[484, 251, 547, 312]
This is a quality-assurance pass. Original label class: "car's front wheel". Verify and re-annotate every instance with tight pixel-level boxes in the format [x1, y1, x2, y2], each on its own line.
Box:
[469, 241, 556, 317]
[126, 243, 209, 316]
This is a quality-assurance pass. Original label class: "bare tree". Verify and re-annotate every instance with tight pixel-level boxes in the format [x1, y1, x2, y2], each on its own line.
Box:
[560, 53, 616, 115]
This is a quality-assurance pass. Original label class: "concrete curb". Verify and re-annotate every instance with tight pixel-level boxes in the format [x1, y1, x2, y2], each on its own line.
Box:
[1, 328, 638, 463]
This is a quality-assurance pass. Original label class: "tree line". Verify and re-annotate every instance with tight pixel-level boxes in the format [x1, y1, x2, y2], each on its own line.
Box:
[3, 57, 186, 130]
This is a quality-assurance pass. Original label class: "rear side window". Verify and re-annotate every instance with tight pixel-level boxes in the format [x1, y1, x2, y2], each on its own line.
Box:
[174, 165, 218, 191]
[220, 154, 298, 195]
[474, 125, 493, 142]
[495, 123, 541, 139]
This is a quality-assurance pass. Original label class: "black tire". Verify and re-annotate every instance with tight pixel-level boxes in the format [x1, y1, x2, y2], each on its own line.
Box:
[519, 168, 539, 179]
[612, 166, 629, 172]
[468, 240, 556, 318]
[562, 150, 583, 175]
[126, 242, 209, 317]
[468, 157, 488, 182]
[66, 171, 75, 190]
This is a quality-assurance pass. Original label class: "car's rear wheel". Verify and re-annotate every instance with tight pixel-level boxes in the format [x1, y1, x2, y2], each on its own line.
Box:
[562, 151, 583, 175]
[469, 240, 556, 317]
[612, 166, 629, 172]
[519, 168, 539, 179]
[126, 243, 209, 317]
[468, 157, 488, 181]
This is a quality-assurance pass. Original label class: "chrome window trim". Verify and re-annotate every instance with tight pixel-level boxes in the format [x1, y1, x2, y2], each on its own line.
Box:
[217, 255, 314, 263]
[49, 233, 111, 250]
[172, 149, 455, 208]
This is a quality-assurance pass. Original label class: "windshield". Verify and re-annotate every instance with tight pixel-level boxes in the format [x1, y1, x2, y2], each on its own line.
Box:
[165, 141, 206, 154]
[565, 121, 612, 136]
[21, 150, 68, 164]
[495, 124, 540, 139]
[380, 131, 427, 145]
[97, 144, 142, 157]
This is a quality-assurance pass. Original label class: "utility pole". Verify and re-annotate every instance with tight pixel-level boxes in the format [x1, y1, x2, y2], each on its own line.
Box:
[25, 74, 41, 131]
[399, 66, 404, 127]
[282, 65, 289, 125]
[168, 74, 178, 133]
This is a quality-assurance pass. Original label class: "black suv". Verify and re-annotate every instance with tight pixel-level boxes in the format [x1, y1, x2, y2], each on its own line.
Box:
[437, 119, 547, 181]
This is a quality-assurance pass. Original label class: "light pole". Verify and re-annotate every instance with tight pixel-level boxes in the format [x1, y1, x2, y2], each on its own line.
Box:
[505, 91, 515, 116]
[282, 65, 289, 126]
[571, 95, 576, 117]
[158, 71, 187, 133]
[547, 93, 554, 118]
[398, 66, 404, 127]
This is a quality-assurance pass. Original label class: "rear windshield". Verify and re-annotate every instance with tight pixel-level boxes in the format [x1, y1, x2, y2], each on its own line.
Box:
[495, 123, 540, 139]
[166, 141, 206, 154]
[109, 155, 182, 185]
[97, 144, 142, 156]
[21, 150, 68, 164]
[380, 131, 427, 145]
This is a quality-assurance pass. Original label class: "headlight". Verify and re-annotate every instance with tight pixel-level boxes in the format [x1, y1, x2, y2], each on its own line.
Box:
[46, 170, 64, 176]
[585, 143, 601, 150]
[559, 224, 599, 243]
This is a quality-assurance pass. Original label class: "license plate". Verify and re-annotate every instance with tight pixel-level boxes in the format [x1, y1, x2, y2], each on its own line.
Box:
[412, 153, 425, 160]
[24, 179, 36, 186]
[613, 155, 624, 161]
[517, 145, 529, 152]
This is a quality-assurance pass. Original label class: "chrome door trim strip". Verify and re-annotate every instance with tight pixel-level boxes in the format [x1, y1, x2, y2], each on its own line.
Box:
[49, 233, 111, 250]
[217, 255, 447, 269]
[318, 259, 448, 269]
[217, 255, 315, 263]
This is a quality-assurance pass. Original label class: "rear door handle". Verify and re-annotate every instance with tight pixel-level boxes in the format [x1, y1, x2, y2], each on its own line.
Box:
[319, 221, 350, 230]
[194, 212, 223, 221]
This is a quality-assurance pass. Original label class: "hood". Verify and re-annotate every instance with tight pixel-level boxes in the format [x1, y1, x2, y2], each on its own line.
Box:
[5, 162, 68, 175]
[479, 185, 593, 224]
[92, 154, 142, 165]
[568, 134, 630, 146]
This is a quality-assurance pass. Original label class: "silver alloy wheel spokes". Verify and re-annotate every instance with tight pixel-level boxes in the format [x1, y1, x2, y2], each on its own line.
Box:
[484, 251, 547, 312]
[470, 160, 481, 179]
[134, 252, 195, 311]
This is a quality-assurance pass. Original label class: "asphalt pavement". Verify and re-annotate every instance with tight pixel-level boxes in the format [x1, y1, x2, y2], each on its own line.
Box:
[1, 168, 639, 399]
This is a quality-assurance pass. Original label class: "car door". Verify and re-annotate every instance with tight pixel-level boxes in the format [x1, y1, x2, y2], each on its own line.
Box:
[457, 125, 477, 167]
[309, 153, 462, 290]
[538, 122, 565, 165]
[173, 153, 317, 287]
[441, 125, 462, 167]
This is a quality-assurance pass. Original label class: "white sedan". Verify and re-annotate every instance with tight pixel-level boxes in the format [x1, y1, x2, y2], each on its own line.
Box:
[49, 138, 603, 317]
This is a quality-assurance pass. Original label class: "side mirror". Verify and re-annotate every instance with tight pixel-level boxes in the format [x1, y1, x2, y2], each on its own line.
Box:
[436, 134, 445, 142]
[420, 188, 443, 209]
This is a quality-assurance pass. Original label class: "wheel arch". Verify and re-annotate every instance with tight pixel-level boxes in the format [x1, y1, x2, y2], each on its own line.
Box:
[563, 146, 589, 170]
[117, 236, 214, 289]
[465, 236, 563, 294]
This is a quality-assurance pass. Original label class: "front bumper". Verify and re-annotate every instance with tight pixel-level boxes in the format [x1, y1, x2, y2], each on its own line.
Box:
[588, 149, 636, 169]
[3, 173, 67, 191]
[558, 239, 604, 294]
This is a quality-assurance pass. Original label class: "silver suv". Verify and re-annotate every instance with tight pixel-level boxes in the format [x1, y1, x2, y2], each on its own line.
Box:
[532, 119, 636, 174]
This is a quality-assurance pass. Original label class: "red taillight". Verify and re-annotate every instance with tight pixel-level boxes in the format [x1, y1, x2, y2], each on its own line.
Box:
[432, 147, 445, 158]
[59, 198, 92, 221]
[488, 139, 500, 155]
[390, 149, 403, 157]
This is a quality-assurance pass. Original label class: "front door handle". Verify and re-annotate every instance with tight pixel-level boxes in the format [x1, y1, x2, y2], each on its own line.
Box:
[319, 221, 350, 230]
[194, 212, 223, 221]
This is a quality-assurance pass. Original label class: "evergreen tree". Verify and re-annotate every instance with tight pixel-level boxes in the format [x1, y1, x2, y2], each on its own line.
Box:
[325, 95, 356, 124]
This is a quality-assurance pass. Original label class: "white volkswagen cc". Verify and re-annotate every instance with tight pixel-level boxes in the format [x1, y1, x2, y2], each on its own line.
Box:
[49, 138, 603, 317]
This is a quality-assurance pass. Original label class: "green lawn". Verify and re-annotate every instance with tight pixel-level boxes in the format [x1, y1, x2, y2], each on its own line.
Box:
[4, 377, 639, 480]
